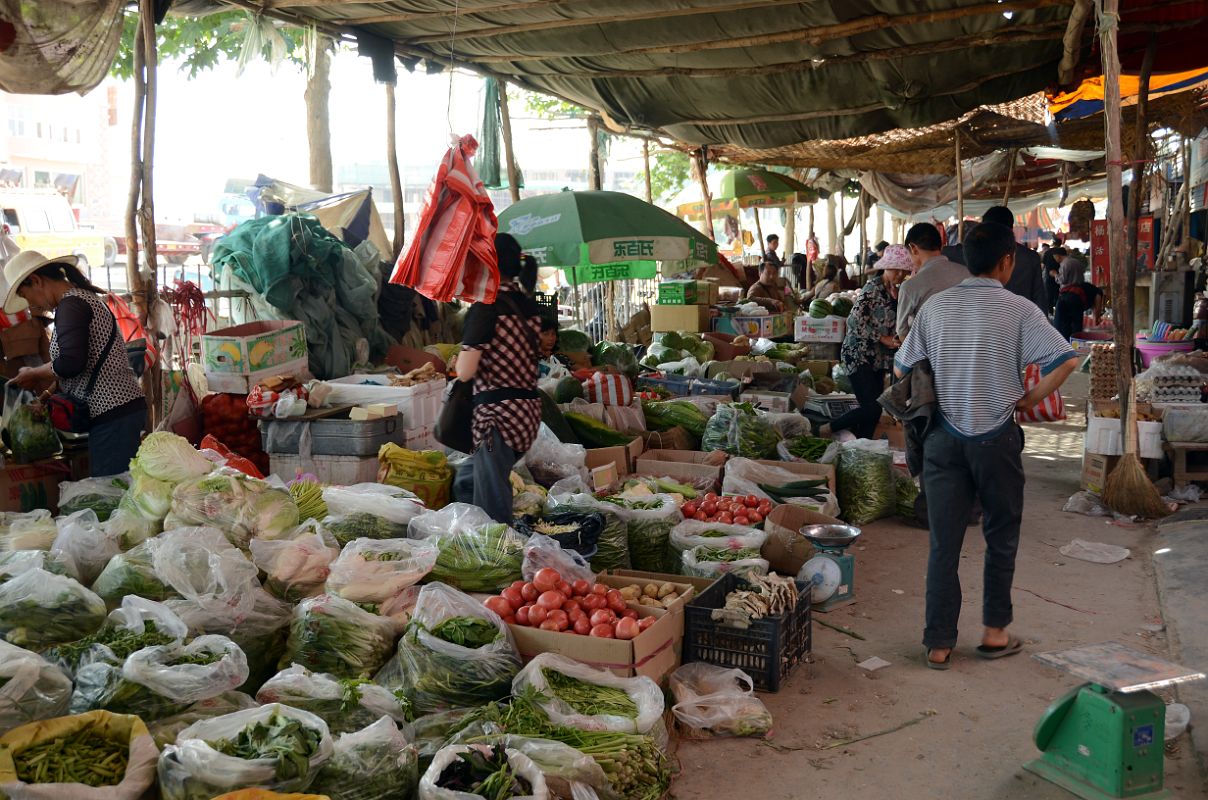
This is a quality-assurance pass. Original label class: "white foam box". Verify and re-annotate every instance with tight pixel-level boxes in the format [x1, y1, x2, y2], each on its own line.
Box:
[741, 389, 791, 413]
[1084, 401, 1163, 460]
[794, 314, 846, 343]
[402, 424, 438, 451]
[269, 453, 380, 486]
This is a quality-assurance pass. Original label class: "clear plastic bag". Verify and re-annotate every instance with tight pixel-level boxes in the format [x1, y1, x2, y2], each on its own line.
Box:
[0, 549, 77, 583]
[408, 502, 494, 540]
[326, 537, 439, 617]
[58, 473, 129, 522]
[680, 546, 769, 580]
[0, 510, 57, 552]
[280, 593, 399, 680]
[256, 664, 411, 735]
[311, 716, 419, 800]
[44, 596, 190, 677]
[3, 386, 62, 463]
[427, 523, 527, 593]
[107, 465, 176, 548]
[250, 523, 341, 602]
[668, 520, 767, 563]
[669, 663, 773, 739]
[152, 527, 261, 618]
[167, 471, 301, 548]
[376, 583, 520, 716]
[521, 534, 595, 586]
[90, 536, 171, 603]
[0, 640, 72, 734]
[545, 492, 630, 572]
[158, 703, 334, 800]
[603, 494, 682, 574]
[455, 735, 610, 800]
[835, 440, 895, 525]
[513, 653, 664, 735]
[701, 403, 780, 459]
[70, 635, 249, 721]
[1162, 408, 1208, 443]
[722, 458, 840, 518]
[892, 468, 920, 519]
[419, 744, 548, 800]
[50, 509, 120, 586]
[521, 424, 588, 488]
[0, 568, 107, 649]
[147, 690, 259, 750]
[322, 483, 426, 547]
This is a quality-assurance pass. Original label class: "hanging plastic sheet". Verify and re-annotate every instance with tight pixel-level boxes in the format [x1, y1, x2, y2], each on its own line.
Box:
[0, 0, 125, 95]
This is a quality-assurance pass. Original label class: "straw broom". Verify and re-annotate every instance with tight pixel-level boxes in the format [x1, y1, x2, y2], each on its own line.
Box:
[1103, 383, 1168, 518]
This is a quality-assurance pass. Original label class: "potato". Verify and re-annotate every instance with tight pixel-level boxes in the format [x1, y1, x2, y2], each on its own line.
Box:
[641, 596, 664, 608]
[663, 592, 679, 603]
[643, 583, 659, 598]
[619, 586, 641, 600]
[657, 582, 676, 599]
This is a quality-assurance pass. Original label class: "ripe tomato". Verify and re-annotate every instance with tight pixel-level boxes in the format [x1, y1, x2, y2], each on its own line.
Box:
[537, 591, 566, 610]
[735, 515, 749, 526]
[702, 501, 718, 515]
[571, 579, 591, 597]
[747, 510, 763, 524]
[484, 596, 512, 617]
[521, 583, 539, 602]
[556, 580, 573, 597]
[746, 495, 759, 508]
[693, 511, 707, 521]
[590, 624, 615, 638]
[591, 583, 609, 596]
[539, 619, 562, 632]
[528, 605, 548, 625]
[515, 605, 532, 625]
[533, 568, 561, 593]
[718, 512, 733, 524]
[590, 609, 616, 627]
[573, 617, 592, 635]
[704, 492, 718, 502]
[682, 502, 697, 517]
[501, 587, 524, 610]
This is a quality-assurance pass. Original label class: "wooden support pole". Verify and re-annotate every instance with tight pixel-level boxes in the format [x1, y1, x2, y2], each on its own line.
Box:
[753, 207, 766, 259]
[385, 82, 405, 260]
[587, 116, 603, 191]
[694, 148, 714, 241]
[826, 194, 838, 255]
[955, 132, 966, 242]
[642, 139, 652, 203]
[125, 25, 145, 314]
[135, 0, 161, 423]
[1125, 34, 1157, 337]
[497, 78, 521, 203]
[1002, 148, 1018, 205]
[858, 192, 868, 276]
[784, 201, 796, 255]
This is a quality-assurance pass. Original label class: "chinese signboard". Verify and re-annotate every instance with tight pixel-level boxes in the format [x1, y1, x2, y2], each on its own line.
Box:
[1089, 215, 1154, 286]
[564, 262, 658, 286]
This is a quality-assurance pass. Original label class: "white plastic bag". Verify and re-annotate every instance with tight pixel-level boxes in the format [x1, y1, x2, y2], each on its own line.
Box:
[668, 520, 767, 560]
[158, 703, 334, 800]
[166, 470, 300, 548]
[46, 596, 189, 677]
[322, 483, 426, 546]
[420, 744, 548, 800]
[669, 662, 773, 738]
[681, 546, 769, 580]
[50, 509, 120, 585]
[58, 473, 129, 521]
[250, 522, 341, 602]
[409, 502, 494, 540]
[521, 534, 595, 586]
[0, 640, 72, 734]
[605, 494, 683, 574]
[0, 510, 57, 552]
[312, 716, 419, 800]
[0, 569, 107, 649]
[722, 457, 839, 518]
[0, 549, 77, 584]
[522, 424, 589, 489]
[256, 664, 411, 735]
[280, 593, 399, 680]
[513, 653, 664, 735]
[151, 527, 260, 618]
[147, 690, 259, 750]
[326, 537, 437, 618]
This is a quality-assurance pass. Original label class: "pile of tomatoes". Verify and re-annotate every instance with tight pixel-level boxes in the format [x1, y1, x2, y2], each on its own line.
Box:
[680, 493, 772, 526]
[482, 567, 656, 640]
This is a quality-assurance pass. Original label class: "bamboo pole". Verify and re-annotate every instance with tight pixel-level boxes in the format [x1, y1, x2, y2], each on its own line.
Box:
[137, 0, 160, 423]
[858, 192, 867, 277]
[826, 194, 838, 255]
[125, 27, 145, 310]
[1002, 148, 1017, 205]
[1182, 138, 1192, 253]
[874, 205, 884, 246]
[586, 116, 603, 190]
[753, 207, 766, 259]
[497, 79, 521, 204]
[694, 148, 715, 241]
[955, 132, 966, 242]
[1125, 34, 1157, 335]
[784, 202, 796, 254]
[642, 139, 652, 203]
[385, 82, 405, 260]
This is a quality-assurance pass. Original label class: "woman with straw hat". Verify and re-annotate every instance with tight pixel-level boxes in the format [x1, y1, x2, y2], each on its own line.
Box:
[4, 250, 145, 476]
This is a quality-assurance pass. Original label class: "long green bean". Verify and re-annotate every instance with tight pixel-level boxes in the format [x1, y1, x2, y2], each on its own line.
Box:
[14, 728, 128, 787]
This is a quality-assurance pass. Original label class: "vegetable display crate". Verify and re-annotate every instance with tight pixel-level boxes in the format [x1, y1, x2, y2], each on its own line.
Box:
[269, 453, 380, 485]
[683, 573, 812, 692]
[636, 374, 693, 397]
[688, 377, 740, 399]
[260, 413, 405, 456]
[712, 312, 791, 339]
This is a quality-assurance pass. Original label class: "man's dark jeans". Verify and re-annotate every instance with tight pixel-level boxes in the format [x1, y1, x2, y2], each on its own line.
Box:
[829, 364, 886, 440]
[921, 423, 1025, 649]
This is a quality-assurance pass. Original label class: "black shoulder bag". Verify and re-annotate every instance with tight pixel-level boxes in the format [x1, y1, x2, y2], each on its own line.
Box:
[45, 319, 119, 433]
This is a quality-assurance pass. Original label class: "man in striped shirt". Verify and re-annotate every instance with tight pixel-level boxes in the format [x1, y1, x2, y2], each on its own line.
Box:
[894, 222, 1077, 670]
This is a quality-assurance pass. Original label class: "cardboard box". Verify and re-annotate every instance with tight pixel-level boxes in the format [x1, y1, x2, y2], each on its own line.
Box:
[0, 458, 71, 513]
[657, 280, 718, 306]
[1085, 401, 1164, 459]
[705, 360, 778, 384]
[794, 314, 847, 343]
[874, 415, 906, 450]
[649, 304, 713, 333]
[1081, 451, 1119, 493]
[202, 320, 307, 389]
[635, 449, 726, 486]
[712, 312, 791, 339]
[507, 605, 682, 681]
[597, 573, 700, 616]
[584, 436, 644, 476]
[0, 320, 44, 359]
[763, 504, 843, 575]
[741, 390, 791, 413]
[752, 458, 837, 494]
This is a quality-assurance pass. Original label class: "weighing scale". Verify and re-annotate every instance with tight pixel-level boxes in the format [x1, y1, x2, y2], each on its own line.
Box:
[798, 523, 860, 612]
[802, 393, 860, 419]
[1025, 642, 1205, 800]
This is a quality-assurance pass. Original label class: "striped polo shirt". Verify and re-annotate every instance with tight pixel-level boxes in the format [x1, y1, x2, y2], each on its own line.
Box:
[895, 277, 1077, 439]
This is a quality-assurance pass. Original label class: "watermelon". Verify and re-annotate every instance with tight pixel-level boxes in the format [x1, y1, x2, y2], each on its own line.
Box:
[831, 297, 853, 318]
[809, 299, 833, 319]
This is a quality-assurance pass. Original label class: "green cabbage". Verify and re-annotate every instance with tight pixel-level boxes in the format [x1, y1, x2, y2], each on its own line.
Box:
[590, 341, 638, 379]
[679, 334, 715, 363]
[168, 473, 300, 548]
[653, 331, 685, 351]
[132, 432, 213, 483]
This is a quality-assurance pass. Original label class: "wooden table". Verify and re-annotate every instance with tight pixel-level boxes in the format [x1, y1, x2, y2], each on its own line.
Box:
[1163, 441, 1208, 486]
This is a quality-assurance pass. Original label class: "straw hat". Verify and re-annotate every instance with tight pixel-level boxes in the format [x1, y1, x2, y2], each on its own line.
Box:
[2, 250, 78, 314]
[871, 244, 912, 273]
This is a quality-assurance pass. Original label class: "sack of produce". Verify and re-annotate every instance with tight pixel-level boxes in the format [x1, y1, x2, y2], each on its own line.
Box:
[158, 703, 334, 800]
[639, 399, 709, 438]
[408, 502, 492, 541]
[311, 716, 419, 800]
[701, 403, 780, 459]
[148, 691, 259, 750]
[722, 458, 839, 517]
[518, 533, 596, 586]
[45, 595, 188, 676]
[0, 549, 75, 583]
[321, 483, 426, 547]
[107, 432, 215, 548]
[544, 492, 630, 572]
[452, 735, 611, 800]
[668, 520, 766, 566]
[892, 467, 920, 520]
[326, 537, 438, 617]
[3, 394, 61, 463]
[256, 664, 411, 735]
[279, 594, 398, 680]
[420, 744, 547, 800]
[378, 445, 452, 510]
[0, 569, 106, 649]
[166, 471, 300, 548]
[513, 653, 663, 735]
[376, 583, 520, 716]
[776, 434, 831, 463]
[0, 709, 158, 799]
[70, 635, 249, 721]
[0, 641, 72, 734]
[211, 792, 328, 800]
[0, 510, 57, 552]
[426, 523, 526, 593]
[680, 546, 769, 580]
[149, 527, 260, 616]
[90, 537, 171, 603]
[600, 494, 682, 574]
[669, 663, 773, 739]
[250, 523, 341, 602]
[520, 424, 588, 488]
[50, 510, 120, 586]
[835, 441, 895, 525]
[58, 474, 129, 522]
[589, 341, 639, 380]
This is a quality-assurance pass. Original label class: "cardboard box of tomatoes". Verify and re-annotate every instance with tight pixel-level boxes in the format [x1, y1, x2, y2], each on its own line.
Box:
[481, 567, 682, 682]
[680, 492, 774, 527]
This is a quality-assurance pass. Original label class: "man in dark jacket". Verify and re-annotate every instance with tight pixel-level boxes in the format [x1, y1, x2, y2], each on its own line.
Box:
[943, 206, 1047, 313]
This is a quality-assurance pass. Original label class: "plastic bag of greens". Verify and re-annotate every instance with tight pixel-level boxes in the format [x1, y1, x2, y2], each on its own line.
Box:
[668, 520, 767, 566]
[426, 523, 526, 593]
[515, 512, 603, 560]
[321, 483, 426, 546]
[680, 546, 770, 580]
[835, 440, 895, 525]
[326, 537, 438, 617]
[158, 703, 334, 800]
[601, 494, 682, 574]
[0, 568, 106, 649]
[152, 527, 260, 617]
[518, 534, 595, 586]
[3, 387, 61, 463]
[45, 595, 189, 676]
[50, 509, 120, 586]
[420, 744, 547, 800]
[521, 424, 588, 489]
[0, 549, 76, 583]
[893, 467, 920, 519]
[669, 663, 772, 739]
[90, 536, 172, 603]
[148, 691, 259, 750]
[167, 471, 300, 548]
[311, 716, 419, 800]
[513, 653, 664, 735]
[376, 583, 520, 716]
[545, 491, 630, 572]
[70, 635, 249, 721]
[639, 343, 684, 369]
[702, 403, 780, 459]
[256, 664, 411, 735]
[721, 458, 841, 518]
[58, 473, 129, 522]
[0, 708, 159, 799]
[408, 502, 493, 540]
[279, 594, 398, 680]
[0, 640, 72, 734]
[0, 510, 57, 552]
[447, 735, 611, 800]
[250, 522, 341, 602]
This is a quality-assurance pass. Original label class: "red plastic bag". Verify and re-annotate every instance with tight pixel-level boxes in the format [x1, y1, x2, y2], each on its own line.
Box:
[1016, 363, 1067, 423]
[391, 134, 499, 304]
[200, 434, 265, 478]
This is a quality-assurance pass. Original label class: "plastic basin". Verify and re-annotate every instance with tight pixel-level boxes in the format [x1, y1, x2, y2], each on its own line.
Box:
[1136, 338, 1194, 367]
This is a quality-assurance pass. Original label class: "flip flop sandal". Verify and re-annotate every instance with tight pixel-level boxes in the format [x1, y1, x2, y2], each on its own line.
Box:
[976, 637, 1023, 660]
[924, 648, 952, 670]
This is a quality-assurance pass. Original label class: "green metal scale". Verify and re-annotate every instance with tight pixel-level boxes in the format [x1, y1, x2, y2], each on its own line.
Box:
[798, 524, 860, 612]
[1025, 643, 1204, 800]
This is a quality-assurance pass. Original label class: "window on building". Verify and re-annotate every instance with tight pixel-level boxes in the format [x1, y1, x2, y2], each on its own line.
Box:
[35, 122, 42, 138]
[33, 171, 51, 189]
[6, 107, 26, 137]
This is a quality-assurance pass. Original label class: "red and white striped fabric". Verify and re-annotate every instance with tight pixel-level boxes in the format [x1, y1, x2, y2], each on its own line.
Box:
[0, 309, 30, 330]
[390, 134, 499, 304]
[1016, 363, 1066, 423]
[583, 373, 633, 407]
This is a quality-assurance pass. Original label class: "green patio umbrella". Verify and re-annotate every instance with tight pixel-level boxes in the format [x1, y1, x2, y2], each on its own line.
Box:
[498, 189, 718, 287]
[717, 169, 819, 209]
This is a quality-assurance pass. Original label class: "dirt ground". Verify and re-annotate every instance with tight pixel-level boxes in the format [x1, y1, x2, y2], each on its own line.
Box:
[671, 374, 1208, 799]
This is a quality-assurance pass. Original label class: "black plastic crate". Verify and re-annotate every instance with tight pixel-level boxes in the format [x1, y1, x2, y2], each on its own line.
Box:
[683, 573, 812, 692]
